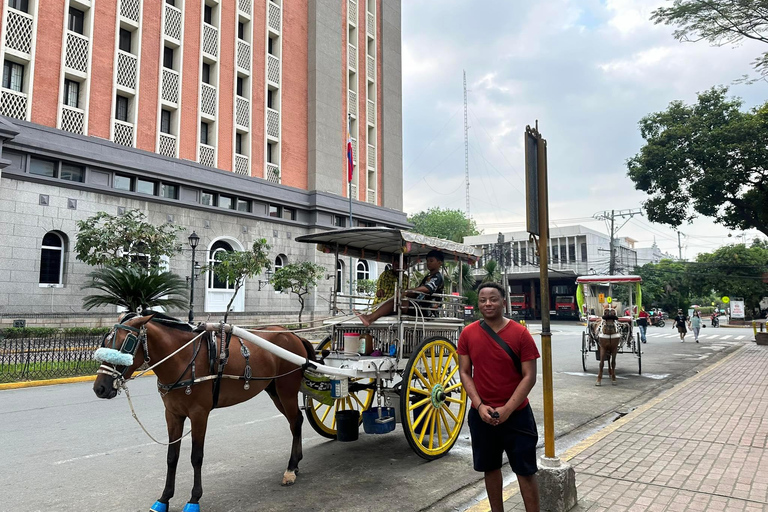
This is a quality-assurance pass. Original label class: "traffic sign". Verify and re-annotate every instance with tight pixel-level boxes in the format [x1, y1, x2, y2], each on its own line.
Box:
[722, 296, 730, 304]
[606, 296, 613, 304]
[598, 293, 605, 303]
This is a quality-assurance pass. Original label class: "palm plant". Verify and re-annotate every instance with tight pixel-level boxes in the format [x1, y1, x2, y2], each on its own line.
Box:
[481, 260, 502, 283]
[82, 266, 189, 313]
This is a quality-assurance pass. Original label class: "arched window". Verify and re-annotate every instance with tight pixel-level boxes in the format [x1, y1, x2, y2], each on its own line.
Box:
[356, 259, 369, 281]
[384, 263, 392, 272]
[39, 232, 65, 285]
[274, 254, 286, 271]
[208, 240, 234, 290]
[336, 259, 344, 293]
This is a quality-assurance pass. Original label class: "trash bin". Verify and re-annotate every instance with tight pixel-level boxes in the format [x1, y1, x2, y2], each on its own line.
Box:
[464, 306, 474, 321]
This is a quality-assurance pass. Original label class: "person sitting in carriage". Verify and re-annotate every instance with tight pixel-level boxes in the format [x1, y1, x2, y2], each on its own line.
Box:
[357, 250, 444, 327]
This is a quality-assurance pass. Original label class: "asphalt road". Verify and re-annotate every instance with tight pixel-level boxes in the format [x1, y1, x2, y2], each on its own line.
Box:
[0, 322, 753, 512]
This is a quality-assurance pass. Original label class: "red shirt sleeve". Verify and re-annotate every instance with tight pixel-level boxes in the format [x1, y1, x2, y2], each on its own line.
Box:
[457, 321, 475, 356]
[517, 327, 540, 362]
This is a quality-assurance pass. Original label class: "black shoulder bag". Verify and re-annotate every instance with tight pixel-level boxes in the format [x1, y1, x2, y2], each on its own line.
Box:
[479, 320, 521, 374]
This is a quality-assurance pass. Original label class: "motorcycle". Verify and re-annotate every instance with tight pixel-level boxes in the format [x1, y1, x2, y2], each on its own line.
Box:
[711, 315, 719, 328]
[650, 315, 665, 328]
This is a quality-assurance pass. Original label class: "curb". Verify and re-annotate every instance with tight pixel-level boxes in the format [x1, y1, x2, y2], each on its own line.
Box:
[0, 370, 155, 390]
[465, 343, 748, 512]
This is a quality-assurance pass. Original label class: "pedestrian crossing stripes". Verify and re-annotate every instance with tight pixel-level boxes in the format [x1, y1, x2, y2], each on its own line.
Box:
[720, 335, 732, 340]
[736, 336, 745, 340]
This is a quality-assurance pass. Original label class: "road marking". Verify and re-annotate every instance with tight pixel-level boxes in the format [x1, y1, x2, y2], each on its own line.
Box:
[708, 335, 719, 340]
[640, 373, 670, 380]
[736, 336, 745, 340]
[560, 371, 628, 379]
[665, 334, 681, 338]
[649, 333, 667, 337]
[720, 335, 732, 340]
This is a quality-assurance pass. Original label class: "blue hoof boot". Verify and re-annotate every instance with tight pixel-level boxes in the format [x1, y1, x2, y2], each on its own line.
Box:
[182, 503, 200, 512]
[150, 502, 168, 512]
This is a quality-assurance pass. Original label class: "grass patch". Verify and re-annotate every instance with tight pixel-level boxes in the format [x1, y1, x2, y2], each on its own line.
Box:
[0, 359, 100, 383]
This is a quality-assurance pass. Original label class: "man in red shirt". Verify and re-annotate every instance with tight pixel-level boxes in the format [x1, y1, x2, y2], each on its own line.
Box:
[458, 282, 540, 512]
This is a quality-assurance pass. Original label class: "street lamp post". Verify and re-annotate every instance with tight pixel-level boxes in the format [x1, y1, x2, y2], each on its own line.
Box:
[188, 231, 200, 322]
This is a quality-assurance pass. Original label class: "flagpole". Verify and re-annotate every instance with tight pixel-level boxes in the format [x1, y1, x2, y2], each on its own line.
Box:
[347, 114, 354, 311]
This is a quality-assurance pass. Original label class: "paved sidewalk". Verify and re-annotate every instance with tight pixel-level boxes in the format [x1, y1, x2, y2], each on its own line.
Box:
[501, 342, 768, 511]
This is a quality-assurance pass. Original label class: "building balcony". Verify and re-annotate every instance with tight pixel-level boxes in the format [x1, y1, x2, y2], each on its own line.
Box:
[348, 0, 357, 26]
[164, 3, 182, 42]
[367, 144, 375, 169]
[60, 105, 85, 135]
[200, 82, 216, 118]
[367, 55, 375, 82]
[234, 154, 249, 176]
[116, 50, 138, 91]
[235, 96, 249, 129]
[158, 133, 177, 158]
[198, 143, 215, 168]
[113, 119, 134, 147]
[367, 188, 375, 204]
[266, 107, 280, 140]
[348, 44, 357, 71]
[0, 88, 27, 121]
[367, 99, 375, 125]
[237, 39, 251, 73]
[266, 163, 280, 183]
[5, 8, 33, 57]
[161, 68, 180, 105]
[350, 183, 357, 200]
[267, 54, 280, 86]
[348, 89, 357, 118]
[267, 1, 281, 34]
[367, 11, 375, 37]
[202, 23, 218, 59]
[238, 0, 252, 17]
[65, 31, 89, 75]
[119, 0, 141, 25]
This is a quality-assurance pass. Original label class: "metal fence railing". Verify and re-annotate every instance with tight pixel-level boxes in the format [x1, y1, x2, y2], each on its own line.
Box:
[0, 331, 107, 383]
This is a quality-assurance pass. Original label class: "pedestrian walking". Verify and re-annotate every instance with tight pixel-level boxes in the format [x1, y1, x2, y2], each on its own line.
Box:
[674, 309, 688, 342]
[458, 282, 541, 512]
[691, 311, 702, 343]
[637, 307, 649, 343]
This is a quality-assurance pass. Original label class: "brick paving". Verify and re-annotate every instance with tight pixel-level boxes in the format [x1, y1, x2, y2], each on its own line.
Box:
[504, 344, 768, 511]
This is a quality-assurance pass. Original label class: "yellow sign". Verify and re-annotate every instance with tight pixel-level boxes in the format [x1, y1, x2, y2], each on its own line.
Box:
[722, 296, 730, 304]
[598, 293, 605, 303]
[606, 296, 613, 304]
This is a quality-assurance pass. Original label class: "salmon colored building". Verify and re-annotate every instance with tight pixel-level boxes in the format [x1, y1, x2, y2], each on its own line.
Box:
[0, 0, 406, 323]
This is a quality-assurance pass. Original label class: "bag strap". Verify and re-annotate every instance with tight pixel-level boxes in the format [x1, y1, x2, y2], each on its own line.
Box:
[479, 320, 522, 375]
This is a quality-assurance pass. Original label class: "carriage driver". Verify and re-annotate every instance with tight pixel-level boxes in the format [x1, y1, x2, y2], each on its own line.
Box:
[357, 250, 444, 327]
[458, 282, 541, 512]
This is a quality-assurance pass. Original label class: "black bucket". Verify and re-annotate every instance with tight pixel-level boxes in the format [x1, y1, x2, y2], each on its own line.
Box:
[336, 410, 360, 442]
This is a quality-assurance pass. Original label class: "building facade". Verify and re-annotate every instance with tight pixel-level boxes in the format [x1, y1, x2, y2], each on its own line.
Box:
[0, 0, 405, 326]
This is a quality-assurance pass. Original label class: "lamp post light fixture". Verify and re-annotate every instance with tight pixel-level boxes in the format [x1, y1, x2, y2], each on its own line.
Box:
[258, 269, 274, 291]
[188, 231, 200, 322]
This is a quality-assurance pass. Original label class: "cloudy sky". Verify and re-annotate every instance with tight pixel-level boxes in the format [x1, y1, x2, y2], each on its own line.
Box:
[400, 0, 766, 258]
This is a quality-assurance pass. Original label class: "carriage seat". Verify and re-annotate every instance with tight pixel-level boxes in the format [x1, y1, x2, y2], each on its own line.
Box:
[618, 316, 633, 323]
[588, 315, 601, 323]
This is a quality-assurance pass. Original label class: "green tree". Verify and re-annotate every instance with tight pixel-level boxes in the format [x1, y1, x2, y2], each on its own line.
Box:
[356, 278, 377, 295]
[444, 261, 475, 294]
[75, 210, 184, 270]
[206, 239, 271, 323]
[635, 259, 692, 313]
[480, 260, 501, 284]
[651, 1, 768, 77]
[627, 87, 768, 238]
[408, 207, 480, 243]
[271, 261, 325, 327]
[81, 267, 188, 313]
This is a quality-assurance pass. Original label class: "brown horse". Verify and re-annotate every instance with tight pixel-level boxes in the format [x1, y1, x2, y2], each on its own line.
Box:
[596, 307, 621, 386]
[92, 312, 316, 512]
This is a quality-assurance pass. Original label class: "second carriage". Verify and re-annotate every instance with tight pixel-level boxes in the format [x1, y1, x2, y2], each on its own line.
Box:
[576, 275, 643, 375]
[293, 227, 481, 460]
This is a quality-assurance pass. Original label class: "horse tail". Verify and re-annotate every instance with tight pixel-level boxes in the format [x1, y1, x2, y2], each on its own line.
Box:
[297, 336, 318, 364]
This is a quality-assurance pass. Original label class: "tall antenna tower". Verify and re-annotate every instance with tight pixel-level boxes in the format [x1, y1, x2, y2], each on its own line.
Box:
[463, 70, 470, 216]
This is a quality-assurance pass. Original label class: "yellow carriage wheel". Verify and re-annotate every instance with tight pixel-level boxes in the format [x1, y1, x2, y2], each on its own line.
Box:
[305, 337, 375, 439]
[400, 336, 467, 460]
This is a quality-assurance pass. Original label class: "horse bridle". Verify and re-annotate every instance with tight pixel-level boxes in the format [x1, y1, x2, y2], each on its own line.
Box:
[96, 318, 150, 387]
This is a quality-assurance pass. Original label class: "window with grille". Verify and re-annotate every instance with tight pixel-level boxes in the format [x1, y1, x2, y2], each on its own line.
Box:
[2, 60, 24, 92]
[163, 47, 174, 69]
[115, 95, 129, 122]
[63, 79, 79, 108]
[208, 240, 234, 290]
[119, 29, 132, 53]
[200, 122, 209, 145]
[68, 7, 85, 34]
[275, 254, 285, 271]
[356, 259, 369, 281]
[202, 63, 211, 84]
[9, 0, 29, 13]
[39, 232, 65, 285]
[160, 109, 171, 134]
[336, 259, 344, 292]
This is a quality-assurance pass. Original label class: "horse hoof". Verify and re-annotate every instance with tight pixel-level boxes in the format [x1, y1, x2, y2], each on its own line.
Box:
[150, 501, 168, 512]
[282, 469, 297, 486]
[611, 380, 616, 386]
[182, 503, 201, 512]
[595, 381, 601, 386]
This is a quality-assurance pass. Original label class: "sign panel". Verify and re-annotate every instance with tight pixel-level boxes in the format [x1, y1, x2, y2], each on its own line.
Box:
[525, 129, 539, 236]
[598, 293, 605, 303]
[731, 300, 745, 319]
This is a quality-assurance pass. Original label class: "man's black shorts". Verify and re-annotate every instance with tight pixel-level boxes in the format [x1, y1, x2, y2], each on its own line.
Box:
[467, 403, 538, 476]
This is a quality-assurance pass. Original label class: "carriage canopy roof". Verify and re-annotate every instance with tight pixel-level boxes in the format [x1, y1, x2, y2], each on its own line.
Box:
[576, 275, 642, 284]
[295, 227, 483, 264]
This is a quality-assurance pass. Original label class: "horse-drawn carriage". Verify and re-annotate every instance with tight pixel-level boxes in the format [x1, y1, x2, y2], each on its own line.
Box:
[91, 227, 480, 512]
[576, 275, 643, 381]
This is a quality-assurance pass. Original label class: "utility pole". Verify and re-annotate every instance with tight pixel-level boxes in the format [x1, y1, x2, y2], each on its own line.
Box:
[677, 231, 683, 260]
[463, 70, 470, 217]
[593, 208, 643, 276]
[497, 232, 510, 315]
